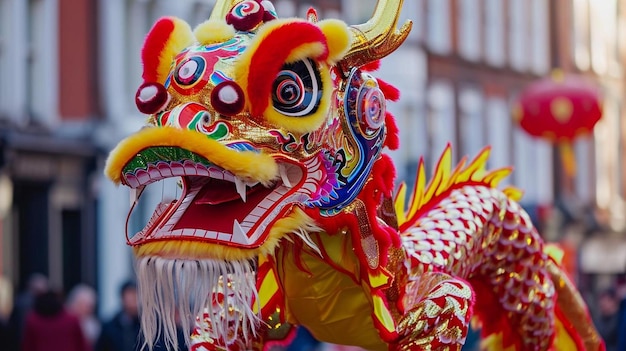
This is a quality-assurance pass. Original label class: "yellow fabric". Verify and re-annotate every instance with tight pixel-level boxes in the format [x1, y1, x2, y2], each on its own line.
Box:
[553, 317, 579, 350]
[276, 233, 387, 351]
[255, 263, 280, 314]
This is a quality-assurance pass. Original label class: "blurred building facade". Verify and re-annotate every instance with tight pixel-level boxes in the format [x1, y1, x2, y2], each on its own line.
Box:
[0, 0, 99, 293]
[1, 0, 625, 318]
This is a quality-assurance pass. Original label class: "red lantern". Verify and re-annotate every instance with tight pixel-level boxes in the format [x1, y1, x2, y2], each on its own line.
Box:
[513, 71, 603, 176]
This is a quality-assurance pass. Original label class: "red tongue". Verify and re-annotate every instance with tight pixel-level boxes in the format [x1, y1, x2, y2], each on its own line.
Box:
[194, 178, 240, 205]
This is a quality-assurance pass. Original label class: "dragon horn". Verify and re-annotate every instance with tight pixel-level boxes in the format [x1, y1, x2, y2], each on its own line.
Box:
[338, 0, 413, 74]
[209, 0, 239, 20]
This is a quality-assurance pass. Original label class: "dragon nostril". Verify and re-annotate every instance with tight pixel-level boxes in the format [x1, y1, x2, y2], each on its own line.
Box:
[210, 81, 245, 116]
[135, 82, 170, 115]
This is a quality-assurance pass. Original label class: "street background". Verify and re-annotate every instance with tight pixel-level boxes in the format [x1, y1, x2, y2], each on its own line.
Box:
[0, 0, 625, 350]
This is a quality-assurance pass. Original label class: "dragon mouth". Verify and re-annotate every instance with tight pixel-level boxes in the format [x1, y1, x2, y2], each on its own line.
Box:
[123, 151, 305, 250]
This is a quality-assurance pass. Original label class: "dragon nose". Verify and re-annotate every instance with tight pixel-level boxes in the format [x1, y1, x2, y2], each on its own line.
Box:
[210, 81, 245, 116]
[135, 82, 170, 114]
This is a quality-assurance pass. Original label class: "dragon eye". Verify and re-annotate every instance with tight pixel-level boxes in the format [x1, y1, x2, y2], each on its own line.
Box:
[174, 57, 205, 86]
[271, 59, 322, 117]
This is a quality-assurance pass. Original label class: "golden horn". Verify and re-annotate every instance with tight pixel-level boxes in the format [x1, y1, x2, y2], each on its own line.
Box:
[209, 0, 239, 21]
[338, 0, 413, 74]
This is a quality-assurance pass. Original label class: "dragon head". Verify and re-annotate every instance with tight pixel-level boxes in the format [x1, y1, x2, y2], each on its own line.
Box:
[105, 0, 410, 347]
[106, 0, 411, 262]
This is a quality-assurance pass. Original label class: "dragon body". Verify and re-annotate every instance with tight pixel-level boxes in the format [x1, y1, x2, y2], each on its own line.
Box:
[105, 1, 604, 350]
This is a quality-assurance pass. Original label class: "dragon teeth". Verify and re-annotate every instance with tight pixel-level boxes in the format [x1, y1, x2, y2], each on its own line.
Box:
[129, 185, 146, 207]
[234, 176, 247, 202]
[279, 165, 292, 188]
[231, 220, 250, 245]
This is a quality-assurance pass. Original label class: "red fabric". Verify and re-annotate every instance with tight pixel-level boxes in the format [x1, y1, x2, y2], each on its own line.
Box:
[141, 18, 176, 83]
[21, 309, 91, 351]
[378, 78, 400, 102]
[361, 60, 381, 72]
[470, 279, 523, 351]
[247, 21, 328, 118]
[384, 111, 399, 150]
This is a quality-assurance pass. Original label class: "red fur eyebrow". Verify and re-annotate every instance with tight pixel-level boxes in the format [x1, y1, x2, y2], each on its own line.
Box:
[141, 18, 176, 83]
[246, 21, 329, 117]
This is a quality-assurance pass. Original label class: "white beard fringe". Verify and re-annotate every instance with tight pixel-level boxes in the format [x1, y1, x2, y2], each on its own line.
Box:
[135, 256, 260, 351]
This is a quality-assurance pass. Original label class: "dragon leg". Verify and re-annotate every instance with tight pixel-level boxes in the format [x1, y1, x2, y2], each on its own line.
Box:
[394, 271, 474, 351]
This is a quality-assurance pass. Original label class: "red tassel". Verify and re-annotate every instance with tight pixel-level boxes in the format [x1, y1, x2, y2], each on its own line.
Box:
[384, 111, 400, 150]
[378, 78, 400, 102]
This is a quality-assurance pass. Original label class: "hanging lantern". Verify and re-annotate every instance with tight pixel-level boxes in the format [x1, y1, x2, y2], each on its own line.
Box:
[512, 70, 603, 176]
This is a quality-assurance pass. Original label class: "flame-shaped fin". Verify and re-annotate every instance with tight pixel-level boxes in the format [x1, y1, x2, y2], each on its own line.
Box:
[394, 145, 515, 231]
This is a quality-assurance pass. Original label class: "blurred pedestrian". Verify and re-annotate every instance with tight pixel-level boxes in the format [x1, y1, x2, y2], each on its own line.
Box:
[95, 279, 189, 351]
[594, 288, 619, 351]
[96, 280, 141, 351]
[0, 275, 13, 347]
[615, 276, 626, 351]
[21, 289, 91, 351]
[7, 273, 49, 351]
[67, 283, 101, 346]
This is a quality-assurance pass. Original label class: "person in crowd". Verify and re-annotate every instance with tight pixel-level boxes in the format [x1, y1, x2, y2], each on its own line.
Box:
[21, 289, 91, 351]
[96, 280, 187, 351]
[0, 275, 13, 347]
[67, 283, 101, 346]
[594, 288, 619, 351]
[7, 273, 49, 351]
[96, 281, 141, 351]
[615, 275, 626, 351]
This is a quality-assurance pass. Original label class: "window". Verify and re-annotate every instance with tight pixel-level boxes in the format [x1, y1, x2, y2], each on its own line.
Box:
[574, 137, 593, 204]
[594, 98, 621, 211]
[25, 0, 57, 125]
[342, 0, 376, 24]
[530, 0, 549, 74]
[125, 0, 159, 114]
[589, 0, 619, 75]
[484, 0, 505, 66]
[485, 97, 511, 184]
[274, 0, 296, 17]
[512, 128, 538, 202]
[458, 87, 484, 157]
[427, 81, 456, 170]
[0, 0, 11, 118]
[426, 0, 451, 54]
[457, 0, 481, 61]
[572, 0, 590, 70]
[508, 0, 527, 71]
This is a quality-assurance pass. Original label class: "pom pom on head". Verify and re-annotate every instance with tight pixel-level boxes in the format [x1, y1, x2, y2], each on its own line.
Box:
[135, 82, 170, 115]
[226, 0, 276, 32]
[210, 81, 245, 116]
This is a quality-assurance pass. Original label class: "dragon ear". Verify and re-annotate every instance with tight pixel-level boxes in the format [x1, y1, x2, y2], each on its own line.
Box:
[141, 17, 195, 84]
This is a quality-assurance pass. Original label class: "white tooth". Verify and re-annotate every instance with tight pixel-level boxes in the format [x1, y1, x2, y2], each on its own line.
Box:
[234, 177, 247, 202]
[279, 166, 292, 188]
[245, 180, 260, 188]
[129, 186, 146, 207]
[231, 220, 250, 245]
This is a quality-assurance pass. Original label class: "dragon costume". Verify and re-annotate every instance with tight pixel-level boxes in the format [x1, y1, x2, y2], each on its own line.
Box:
[104, 1, 604, 350]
